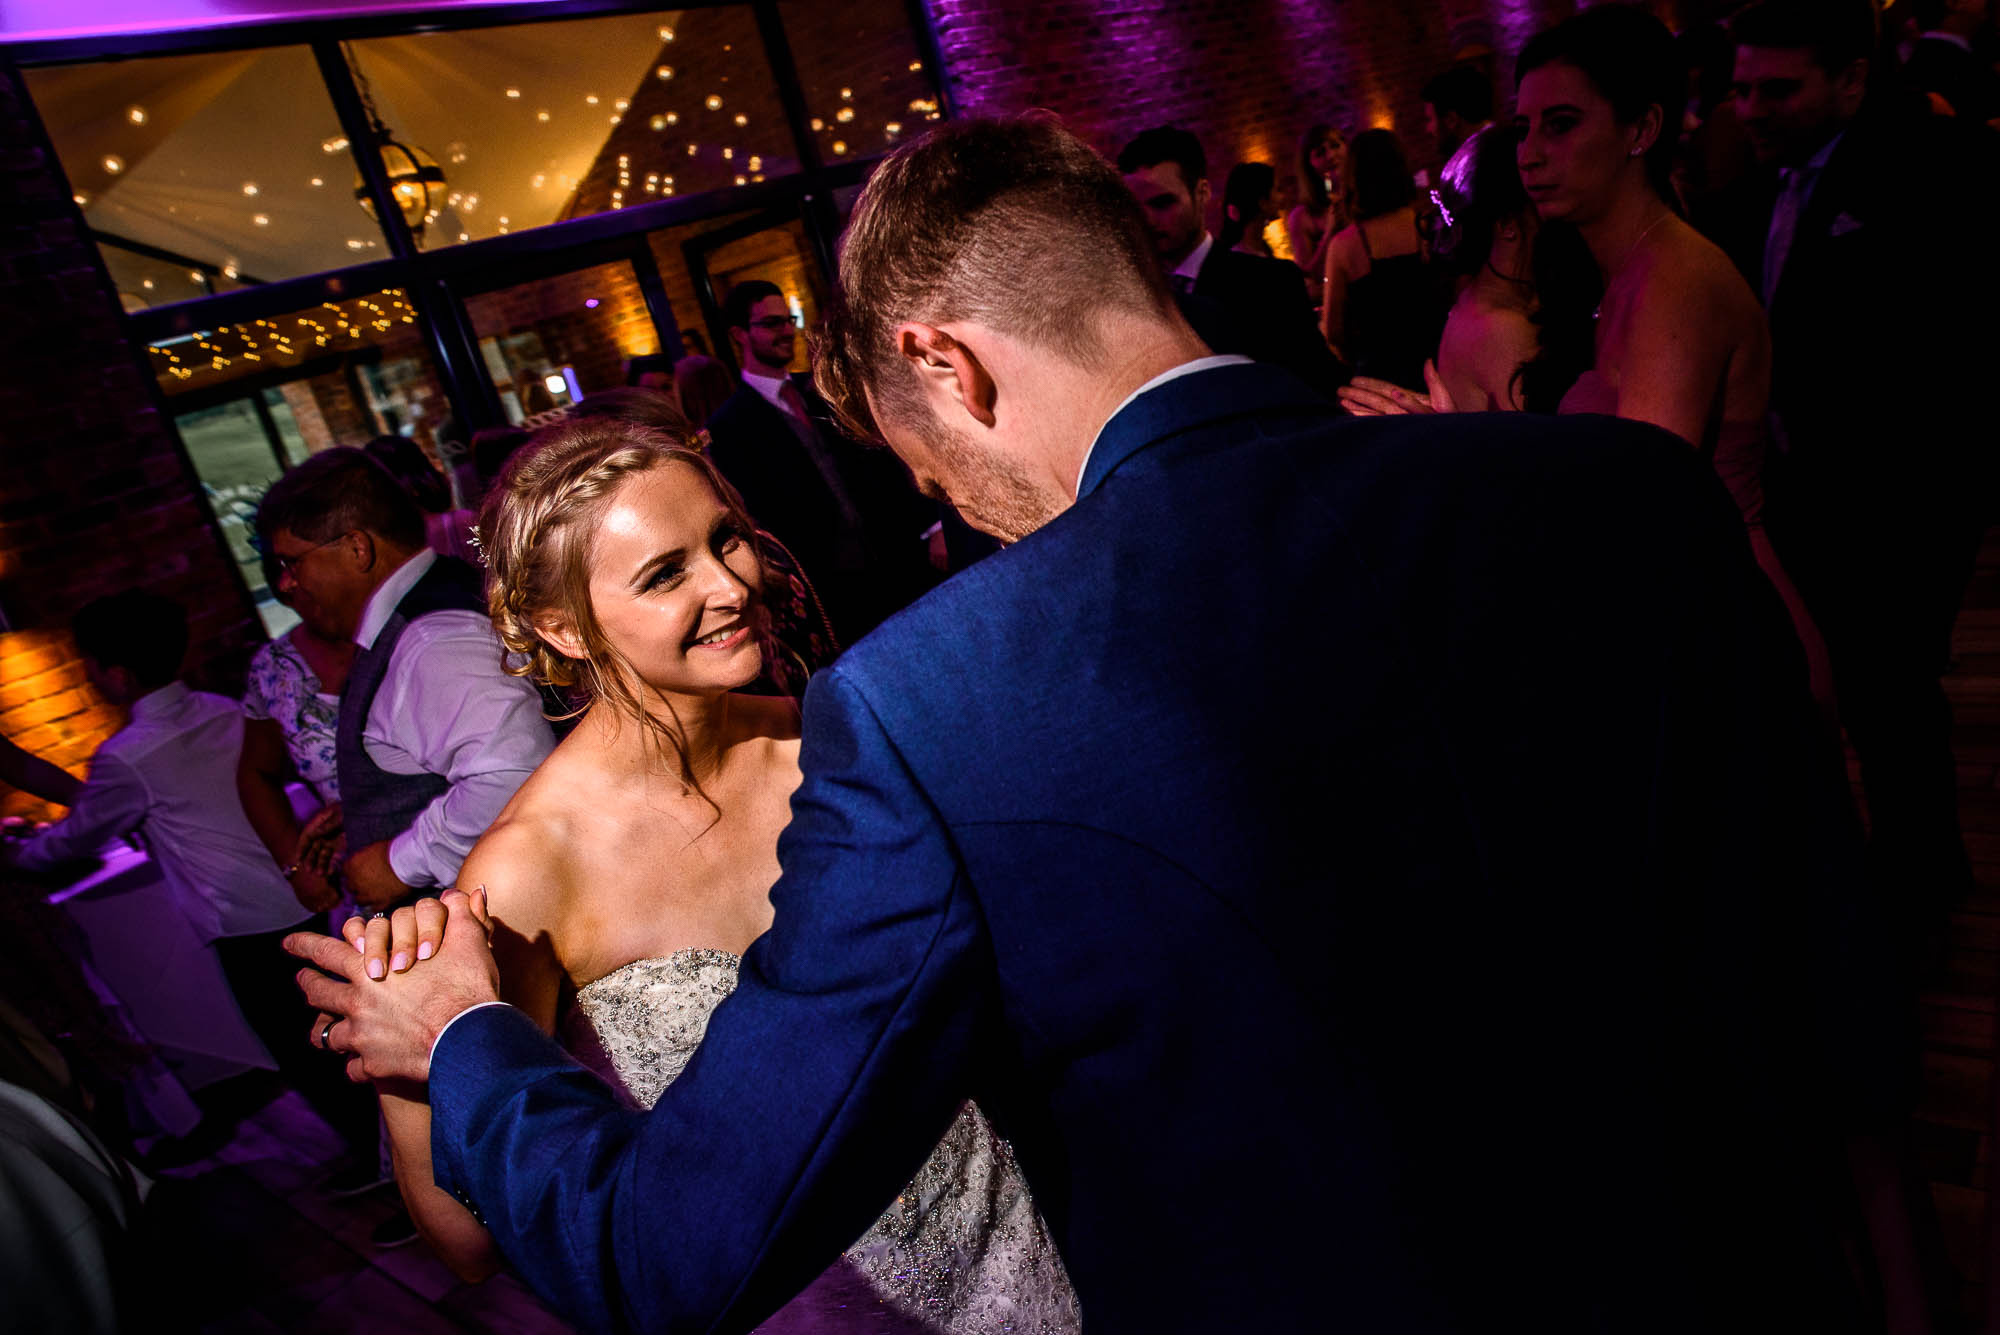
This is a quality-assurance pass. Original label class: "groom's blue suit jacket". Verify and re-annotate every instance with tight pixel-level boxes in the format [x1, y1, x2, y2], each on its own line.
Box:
[431, 363, 1883, 1333]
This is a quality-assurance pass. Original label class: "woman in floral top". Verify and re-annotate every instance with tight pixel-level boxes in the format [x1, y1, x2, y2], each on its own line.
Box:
[238, 573, 353, 918]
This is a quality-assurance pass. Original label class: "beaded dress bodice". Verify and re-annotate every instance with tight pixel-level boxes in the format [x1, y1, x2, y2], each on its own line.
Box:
[568, 950, 1080, 1335]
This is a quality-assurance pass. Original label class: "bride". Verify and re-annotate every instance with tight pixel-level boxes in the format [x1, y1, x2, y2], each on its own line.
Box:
[378, 418, 1079, 1333]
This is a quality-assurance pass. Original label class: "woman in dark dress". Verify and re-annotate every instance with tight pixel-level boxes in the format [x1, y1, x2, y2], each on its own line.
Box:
[1320, 128, 1448, 390]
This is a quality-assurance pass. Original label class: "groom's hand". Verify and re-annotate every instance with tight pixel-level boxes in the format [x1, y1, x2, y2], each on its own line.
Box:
[286, 888, 500, 1084]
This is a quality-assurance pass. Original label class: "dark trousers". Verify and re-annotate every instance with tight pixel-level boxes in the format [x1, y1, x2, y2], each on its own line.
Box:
[213, 920, 378, 1160]
[1771, 478, 1985, 936]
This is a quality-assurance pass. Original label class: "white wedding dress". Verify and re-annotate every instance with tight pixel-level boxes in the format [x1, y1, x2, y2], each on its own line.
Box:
[565, 948, 1082, 1334]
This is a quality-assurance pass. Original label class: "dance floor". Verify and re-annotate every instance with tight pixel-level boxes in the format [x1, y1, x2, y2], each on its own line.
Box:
[1916, 526, 2000, 1329]
[139, 530, 2000, 1332]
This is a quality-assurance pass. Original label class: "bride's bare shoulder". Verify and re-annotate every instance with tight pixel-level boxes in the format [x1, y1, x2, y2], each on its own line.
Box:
[458, 788, 578, 937]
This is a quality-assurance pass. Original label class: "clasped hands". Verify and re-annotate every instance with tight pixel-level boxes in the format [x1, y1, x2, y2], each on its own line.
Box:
[292, 802, 412, 910]
[284, 887, 498, 1085]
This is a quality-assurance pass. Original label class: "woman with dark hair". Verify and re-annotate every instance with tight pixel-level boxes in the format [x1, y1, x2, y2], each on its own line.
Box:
[672, 352, 736, 429]
[1285, 124, 1347, 304]
[1217, 161, 1279, 257]
[360, 433, 478, 566]
[1320, 128, 1448, 389]
[1515, 4, 1829, 709]
[1338, 124, 1563, 416]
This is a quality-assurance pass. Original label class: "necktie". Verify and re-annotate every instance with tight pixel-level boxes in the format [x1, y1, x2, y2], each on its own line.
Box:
[1761, 165, 1817, 309]
[776, 379, 813, 426]
[1174, 272, 1199, 297]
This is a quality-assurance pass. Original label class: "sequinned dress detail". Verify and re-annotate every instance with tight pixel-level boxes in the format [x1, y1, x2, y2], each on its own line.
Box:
[567, 949, 1081, 1335]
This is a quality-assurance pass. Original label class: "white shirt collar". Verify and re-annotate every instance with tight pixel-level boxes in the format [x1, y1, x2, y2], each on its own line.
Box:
[741, 365, 794, 412]
[1171, 232, 1215, 282]
[1073, 354, 1254, 497]
[355, 547, 437, 651]
[1919, 30, 1974, 51]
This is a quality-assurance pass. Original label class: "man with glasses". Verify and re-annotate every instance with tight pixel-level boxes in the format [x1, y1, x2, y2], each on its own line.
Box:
[704, 279, 939, 644]
[255, 449, 552, 915]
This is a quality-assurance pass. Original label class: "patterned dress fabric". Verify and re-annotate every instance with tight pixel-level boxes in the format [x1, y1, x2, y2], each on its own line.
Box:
[567, 950, 1081, 1335]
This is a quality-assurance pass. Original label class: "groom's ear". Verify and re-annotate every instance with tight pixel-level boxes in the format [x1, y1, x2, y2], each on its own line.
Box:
[892, 322, 997, 429]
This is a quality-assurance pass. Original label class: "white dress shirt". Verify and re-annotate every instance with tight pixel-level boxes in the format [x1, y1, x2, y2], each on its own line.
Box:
[740, 365, 798, 415]
[1172, 232, 1216, 287]
[11, 682, 303, 941]
[355, 551, 555, 890]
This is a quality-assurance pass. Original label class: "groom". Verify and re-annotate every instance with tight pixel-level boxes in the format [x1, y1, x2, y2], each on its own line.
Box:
[294, 117, 1880, 1331]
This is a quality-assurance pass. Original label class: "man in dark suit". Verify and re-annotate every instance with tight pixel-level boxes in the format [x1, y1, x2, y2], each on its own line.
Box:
[1899, 0, 2000, 125]
[703, 280, 939, 643]
[298, 116, 1879, 1333]
[1117, 125, 1347, 395]
[1707, 0, 2000, 955]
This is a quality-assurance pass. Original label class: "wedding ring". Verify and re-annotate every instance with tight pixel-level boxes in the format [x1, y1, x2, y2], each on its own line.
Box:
[369, 910, 388, 921]
[318, 1019, 336, 1051]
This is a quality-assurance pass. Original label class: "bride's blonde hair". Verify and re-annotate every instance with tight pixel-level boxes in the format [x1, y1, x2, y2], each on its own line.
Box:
[478, 416, 767, 790]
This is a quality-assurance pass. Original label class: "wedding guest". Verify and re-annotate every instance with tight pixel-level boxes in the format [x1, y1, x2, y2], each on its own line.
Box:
[1422, 63, 1496, 168]
[3, 591, 380, 1187]
[1899, 0, 2000, 123]
[1516, 4, 1830, 714]
[257, 450, 554, 911]
[704, 280, 938, 644]
[1321, 128, 1448, 390]
[361, 434, 478, 567]
[1217, 161, 1279, 256]
[567, 386, 686, 436]
[1420, 126, 1540, 411]
[1118, 125, 1347, 393]
[0, 1078, 148, 1335]
[469, 425, 529, 495]
[1285, 123, 1348, 304]
[0, 734, 78, 809]
[622, 352, 676, 393]
[236, 561, 351, 921]
[1709, 0, 2000, 948]
[673, 352, 736, 428]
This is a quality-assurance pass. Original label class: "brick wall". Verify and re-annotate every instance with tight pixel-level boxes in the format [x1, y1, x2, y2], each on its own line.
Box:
[0, 63, 263, 820]
[918, 0, 1712, 217]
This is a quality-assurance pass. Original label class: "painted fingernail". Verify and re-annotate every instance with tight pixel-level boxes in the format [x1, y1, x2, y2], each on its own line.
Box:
[354, 936, 365, 953]
[417, 941, 434, 961]
[391, 951, 410, 973]
[367, 958, 385, 980]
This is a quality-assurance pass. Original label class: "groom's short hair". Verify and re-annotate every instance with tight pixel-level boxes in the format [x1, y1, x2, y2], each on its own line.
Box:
[815, 114, 1175, 443]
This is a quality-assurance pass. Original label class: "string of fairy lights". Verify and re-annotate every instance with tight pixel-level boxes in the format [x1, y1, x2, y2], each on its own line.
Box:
[148, 291, 420, 385]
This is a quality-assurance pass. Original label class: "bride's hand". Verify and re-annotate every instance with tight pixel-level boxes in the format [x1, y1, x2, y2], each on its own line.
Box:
[343, 893, 474, 980]
[1337, 375, 1435, 417]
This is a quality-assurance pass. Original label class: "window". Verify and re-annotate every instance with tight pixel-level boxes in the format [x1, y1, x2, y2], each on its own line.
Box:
[149, 289, 452, 632]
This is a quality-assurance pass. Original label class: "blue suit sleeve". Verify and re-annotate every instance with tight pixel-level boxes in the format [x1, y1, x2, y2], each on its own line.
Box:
[428, 667, 990, 1335]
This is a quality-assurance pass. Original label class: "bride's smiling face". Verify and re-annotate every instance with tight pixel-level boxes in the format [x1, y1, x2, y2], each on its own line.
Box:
[577, 461, 765, 696]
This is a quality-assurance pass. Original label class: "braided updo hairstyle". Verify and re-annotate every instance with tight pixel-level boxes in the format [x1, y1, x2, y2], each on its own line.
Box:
[478, 416, 769, 792]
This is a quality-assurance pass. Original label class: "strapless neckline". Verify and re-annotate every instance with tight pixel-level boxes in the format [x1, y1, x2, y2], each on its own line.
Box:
[576, 946, 744, 1002]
